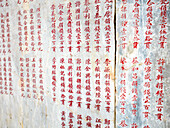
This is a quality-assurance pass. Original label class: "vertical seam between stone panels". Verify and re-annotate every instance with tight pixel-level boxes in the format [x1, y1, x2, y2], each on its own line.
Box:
[113, 0, 117, 127]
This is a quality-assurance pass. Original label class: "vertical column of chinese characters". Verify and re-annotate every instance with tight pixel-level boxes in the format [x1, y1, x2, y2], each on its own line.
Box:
[144, 0, 154, 49]
[75, 58, 83, 127]
[61, 111, 66, 127]
[57, 2, 67, 127]
[67, 57, 74, 127]
[0, 58, 2, 94]
[17, 11, 23, 52]
[104, 0, 112, 53]
[52, 57, 57, 102]
[155, 58, 165, 121]
[83, 0, 91, 117]
[94, 59, 101, 112]
[119, 0, 127, 50]
[154, 0, 169, 124]
[103, 58, 112, 128]
[58, 5, 67, 126]
[131, 57, 139, 118]
[19, 57, 28, 98]
[30, 8, 35, 51]
[58, 6, 67, 124]
[131, 0, 141, 126]
[2, 58, 7, 95]
[84, 58, 92, 127]
[31, 58, 37, 100]
[20, 58, 25, 97]
[38, 58, 44, 101]
[0, 10, 13, 95]
[75, 1, 81, 53]
[159, 0, 168, 49]
[25, 58, 31, 98]
[74, 1, 84, 126]
[76, 58, 82, 108]
[103, 1, 115, 127]
[83, 1, 92, 127]
[75, 0, 82, 107]
[59, 57, 66, 127]
[36, 8, 43, 51]
[103, 0, 113, 119]
[133, 0, 140, 49]
[50, 4, 58, 104]
[119, 57, 128, 128]
[93, 3, 102, 126]
[23, 10, 29, 52]
[143, 58, 152, 128]
[58, 3, 64, 53]
[94, 0, 101, 53]
[130, 0, 141, 126]
[67, 2, 73, 53]
[5, 12, 11, 54]
[8, 57, 12, 95]
[67, 2, 74, 128]
[116, 0, 129, 126]
[51, 4, 57, 52]
[84, 0, 91, 53]
[141, 0, 155, 127]
[75, 2, 84, 124]
[142, 1, 155, 126]
[143, 58, 152, 127]
[0, 7, 3, 95]
[104, 58, 112, 113]
[0, 12, 4, 94]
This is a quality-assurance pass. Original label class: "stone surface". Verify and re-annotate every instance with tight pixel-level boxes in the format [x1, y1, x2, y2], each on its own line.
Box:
[0, 0, 169, 128]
